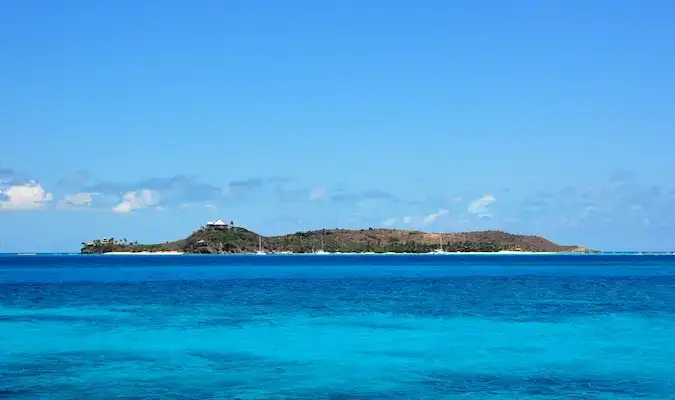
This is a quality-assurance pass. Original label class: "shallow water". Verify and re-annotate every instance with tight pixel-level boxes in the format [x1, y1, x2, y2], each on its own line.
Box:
[1, 254, 675, 399]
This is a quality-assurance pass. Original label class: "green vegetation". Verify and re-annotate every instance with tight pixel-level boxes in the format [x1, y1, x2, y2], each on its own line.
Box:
[183, 226, 258, 253]
[81, 241, 171, 254]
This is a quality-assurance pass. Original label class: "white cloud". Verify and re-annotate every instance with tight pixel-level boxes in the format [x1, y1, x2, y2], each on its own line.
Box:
[112, 189, 159, 213]
[309, 187, 327, 200]
[398, 209, 450, 228]
[382, 218, 396, 227]
[422, 208, 449, 225]
[468, 194, 496, 217]
[0, 181, 53, 210]
[57, 192, 98, 208]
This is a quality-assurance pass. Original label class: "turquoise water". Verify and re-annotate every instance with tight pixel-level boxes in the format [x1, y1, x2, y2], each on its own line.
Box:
[1, 255, 675, 399]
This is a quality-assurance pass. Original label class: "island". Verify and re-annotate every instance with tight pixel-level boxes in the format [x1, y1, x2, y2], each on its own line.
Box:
[81, 221, 594, 254]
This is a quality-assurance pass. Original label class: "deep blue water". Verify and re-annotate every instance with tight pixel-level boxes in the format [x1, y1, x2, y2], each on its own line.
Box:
[2, 254, 675, 399]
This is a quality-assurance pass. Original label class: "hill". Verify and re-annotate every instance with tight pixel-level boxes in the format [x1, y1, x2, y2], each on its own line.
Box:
[81, 226, 593, 254]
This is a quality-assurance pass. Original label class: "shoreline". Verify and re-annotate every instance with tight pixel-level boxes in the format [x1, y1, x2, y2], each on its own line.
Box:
[100, 250, 569, 256]
[102, 251, 185, 255]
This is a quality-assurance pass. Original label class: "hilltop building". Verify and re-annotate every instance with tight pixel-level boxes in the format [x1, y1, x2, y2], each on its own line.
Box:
[206, 220, 228, 229]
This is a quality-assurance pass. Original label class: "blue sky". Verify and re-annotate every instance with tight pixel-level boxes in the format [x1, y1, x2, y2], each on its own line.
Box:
[2, 1, 675, 252]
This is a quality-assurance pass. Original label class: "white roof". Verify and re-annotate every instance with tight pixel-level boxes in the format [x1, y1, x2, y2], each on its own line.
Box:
[209, 219, 226, 226]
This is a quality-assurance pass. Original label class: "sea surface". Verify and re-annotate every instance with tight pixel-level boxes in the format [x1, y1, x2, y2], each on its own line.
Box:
[1, 254, 675, 399]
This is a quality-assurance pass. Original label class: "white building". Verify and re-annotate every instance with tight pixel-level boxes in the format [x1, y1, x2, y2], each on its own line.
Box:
[206, 219, 228, 229]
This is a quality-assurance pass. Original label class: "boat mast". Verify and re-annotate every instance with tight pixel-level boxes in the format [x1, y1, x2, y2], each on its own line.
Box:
[439, 234, 443, 252]
[259, 235, 262, 252]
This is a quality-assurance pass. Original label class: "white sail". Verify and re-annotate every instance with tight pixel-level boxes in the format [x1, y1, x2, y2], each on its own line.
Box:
[431, 234, 447, 254]
[255, 235, 266, 255]
[314, 231, 328, 254]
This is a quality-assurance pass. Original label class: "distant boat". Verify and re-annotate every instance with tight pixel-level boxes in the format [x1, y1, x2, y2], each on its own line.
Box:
[431, 234, 448, 254]
[255, 235, 266, 255]
[314, 231, 328, 254]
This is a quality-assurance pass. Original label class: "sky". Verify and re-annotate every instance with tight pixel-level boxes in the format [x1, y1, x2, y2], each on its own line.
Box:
[1, 0, 675, 252]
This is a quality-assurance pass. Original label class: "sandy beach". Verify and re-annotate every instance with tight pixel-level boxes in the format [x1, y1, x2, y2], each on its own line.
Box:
[103, 251, 185, 255]
[99, 250, 567, 256]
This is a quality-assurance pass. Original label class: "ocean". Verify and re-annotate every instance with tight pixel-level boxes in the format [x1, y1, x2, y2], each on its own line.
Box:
[1, 254, 675, 399]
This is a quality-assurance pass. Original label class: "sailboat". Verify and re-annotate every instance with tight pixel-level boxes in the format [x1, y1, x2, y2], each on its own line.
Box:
[255, 235, 266, 255]
[432, 234, 448, 254]
[314, 231, 328, 254]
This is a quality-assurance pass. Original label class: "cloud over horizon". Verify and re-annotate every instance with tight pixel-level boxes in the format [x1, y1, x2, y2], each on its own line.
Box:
[422, 208, 449, 225]
[112, 189, 160, 213]
[1, 167, 673, 251]
[331, 189, 399, 204]
[0, 181, 53, 210]
[468, 194, 496, 218]
[391, 208, 450, 229]
[49, 172, 336, 211]
[57, 192, 98, 209]
[0, 167, 53, 211]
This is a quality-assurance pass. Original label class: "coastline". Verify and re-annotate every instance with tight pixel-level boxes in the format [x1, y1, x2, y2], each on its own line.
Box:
[100, 250, 566, 256]
[102, 251, 185, 255]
